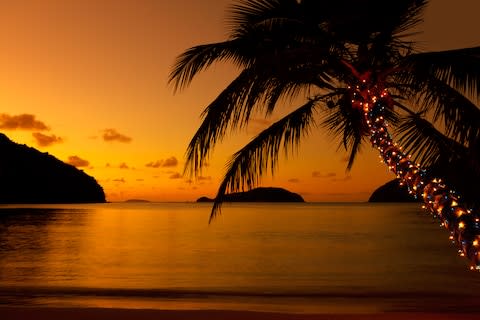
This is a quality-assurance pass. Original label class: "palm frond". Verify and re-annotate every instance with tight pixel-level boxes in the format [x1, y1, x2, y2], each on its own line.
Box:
[396, 114, 467, 167]
[184, 64, 322, 177]
[321, 91, 400, 170]
[209, 98, 319, 221]
[168, 40, 255, 92]
[321, 94, 365, 170]
[183, 68, 266, 176]
[417, 78, 480, 146]
[389, 0, 428, 35]
[402, 47, 480, 100]
[228, 0, 301, 34]
[344, 134, 363, 171]
[300, 0, 426, 45]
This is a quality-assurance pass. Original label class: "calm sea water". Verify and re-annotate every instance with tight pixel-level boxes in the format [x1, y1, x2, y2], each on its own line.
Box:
[0, 202, 479, 313]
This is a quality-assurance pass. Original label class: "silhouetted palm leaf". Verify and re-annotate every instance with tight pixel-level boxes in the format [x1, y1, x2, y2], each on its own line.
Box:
[396, 114, 467, 167]
[404, 47, 480, 100]
[321, 94, 365, 170]
[421, 79, 480, 146]
[169, 40, 251, 92]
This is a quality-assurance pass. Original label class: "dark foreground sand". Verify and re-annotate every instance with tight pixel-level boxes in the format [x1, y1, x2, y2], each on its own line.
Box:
[1, 308, 480, 320]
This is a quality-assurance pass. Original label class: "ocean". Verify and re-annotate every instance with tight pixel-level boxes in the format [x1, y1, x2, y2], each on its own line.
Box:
[0, 202, 479, 313]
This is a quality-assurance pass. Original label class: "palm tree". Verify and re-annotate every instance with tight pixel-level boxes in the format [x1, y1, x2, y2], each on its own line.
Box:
[169, 0, 480, 270]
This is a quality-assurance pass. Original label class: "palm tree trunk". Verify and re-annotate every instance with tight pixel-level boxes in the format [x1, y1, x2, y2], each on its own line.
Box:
[349, 74, 480, 271]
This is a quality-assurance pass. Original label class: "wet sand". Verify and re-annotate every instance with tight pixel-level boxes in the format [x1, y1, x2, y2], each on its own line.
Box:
[1, 307, 480, 320]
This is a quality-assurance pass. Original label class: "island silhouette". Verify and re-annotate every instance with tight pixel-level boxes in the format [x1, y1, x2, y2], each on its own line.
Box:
[0, 133, 105, 203]
[196, 187, 304, 203]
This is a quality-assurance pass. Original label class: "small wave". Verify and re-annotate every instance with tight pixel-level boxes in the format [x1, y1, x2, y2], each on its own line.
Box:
[0, 286, 472, 300]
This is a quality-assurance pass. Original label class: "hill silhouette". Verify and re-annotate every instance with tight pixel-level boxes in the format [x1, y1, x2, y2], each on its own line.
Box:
[0, 133, 105, 203]
[197, 187, 304, 202]
[368, 179, 419, 203]
[369, 155, 479, 211]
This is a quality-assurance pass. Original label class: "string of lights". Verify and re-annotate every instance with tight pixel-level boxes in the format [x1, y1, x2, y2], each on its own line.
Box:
[348, 73, 480, 271]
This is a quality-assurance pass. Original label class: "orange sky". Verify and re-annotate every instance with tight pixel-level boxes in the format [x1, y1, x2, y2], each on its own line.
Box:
[0, 0, 478, 202]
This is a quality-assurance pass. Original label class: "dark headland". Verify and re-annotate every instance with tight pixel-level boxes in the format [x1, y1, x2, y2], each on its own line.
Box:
[196, 187, 304, 203]
[0, 133, 105, 203]
[369, 162, 479, 210]
[368, 179, 419, 203]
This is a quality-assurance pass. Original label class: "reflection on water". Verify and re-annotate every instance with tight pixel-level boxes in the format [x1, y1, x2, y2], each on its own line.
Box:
[0, 203, 479, 313]
[0, 208, 89, 286]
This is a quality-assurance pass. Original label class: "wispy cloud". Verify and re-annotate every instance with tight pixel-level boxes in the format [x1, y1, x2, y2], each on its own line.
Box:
[197, 176, 211, 181]
[113, 178, 126, 183]
[0, 113, 49, 131]
[145, 156, 178, 168]
[102, 128, 132, 143]
[32, 132, 63, 147]
[288, 178, 300, 183]
[67, 155, 90, 167]
[312, 171, 336, 178]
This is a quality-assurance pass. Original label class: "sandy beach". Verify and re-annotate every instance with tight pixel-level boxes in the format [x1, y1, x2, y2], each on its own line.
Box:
[1, 308, 480, 320]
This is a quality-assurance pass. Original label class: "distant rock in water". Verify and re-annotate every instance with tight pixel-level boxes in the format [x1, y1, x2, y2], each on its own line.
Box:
[196, 196, 214, 203]
[368, 179, 419, 203]
[196, 187, 304, 203]
[0, 133, 105, 203]
[125, 199, 150, 203]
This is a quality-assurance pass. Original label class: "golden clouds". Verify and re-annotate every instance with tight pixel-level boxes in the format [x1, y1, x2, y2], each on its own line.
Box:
[0, 113, 49, 130]
[67, 155, 90, 167]
[0, 114, 64, 147]
[32, 132, 63, 147]
[145, 156, 178, 168]
[102, 128, 132, 143]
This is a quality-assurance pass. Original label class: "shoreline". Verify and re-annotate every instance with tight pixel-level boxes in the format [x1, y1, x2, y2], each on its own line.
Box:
[2, 307, 480, 320]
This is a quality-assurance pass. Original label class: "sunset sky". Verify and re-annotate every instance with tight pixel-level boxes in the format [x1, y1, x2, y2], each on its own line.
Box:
[0, 0, 478, 202]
